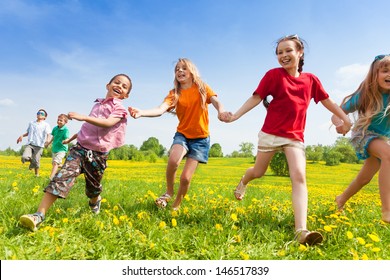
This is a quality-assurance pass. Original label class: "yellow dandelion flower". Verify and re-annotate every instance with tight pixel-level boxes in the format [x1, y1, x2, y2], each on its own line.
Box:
[368, 233, 380, 242]
[128, 221, 133, 227]
[113, 216, 120, 226]
[232, 225, 238, 230]
[12, 181, 17, 187]
[184, 194, 190, 201]
[316, 249, 324, 257]
[278, 250, 286, 257]
[350, 249, 359, 260]
[356, 237, 366, 245]
[215, 224, 223, 231]
[329, 214, 339, 219]
[372, 247, 381, 252]
[183, 207, 189, 215]
[159, 221, 166, 229]
[239, 251, 250, 260]
[361, 254, 369, 260]
[171, 210, 178, 217]
[55, 209, 61, 214]
[62, 218, 68, 223]
[231, 213, 238, 222]
[324, 225, 332, 232]
[101, 198, 107, 203]
[299, 244, 307, 251]
[233, 235, 241, 243]
[346, 231, 354, 239]
[113, 205, 119, 211]
[119, 215, 128, 221]
[56, 246, 62, 253]
[13, 187, 19, 192]
[150, 243, 155, 249]
[172, 218, 177, 227]
[365, 243, 373, 248]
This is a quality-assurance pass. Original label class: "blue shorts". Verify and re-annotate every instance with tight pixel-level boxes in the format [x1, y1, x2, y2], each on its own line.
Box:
[172, 132, 210, 163]
[350, 130, 389, 160]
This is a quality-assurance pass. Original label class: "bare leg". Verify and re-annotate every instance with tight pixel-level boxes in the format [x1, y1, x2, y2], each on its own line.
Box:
[165, 144, 187, 197]
[49, 162, 60, 180]
[171, 157, 198, 209]
[336, 156, 380, 210]
[36, 192, 58, 216]
[284, 147, 307, 231]
[367, 139, 390, 223]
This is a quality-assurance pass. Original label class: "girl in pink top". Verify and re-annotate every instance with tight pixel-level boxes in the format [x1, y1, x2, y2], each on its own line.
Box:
[221, 35, 352, 245]
[19, 74, 132, 231]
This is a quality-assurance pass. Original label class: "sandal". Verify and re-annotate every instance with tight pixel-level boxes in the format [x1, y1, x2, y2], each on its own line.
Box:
[295, 229, 323, 246]
[155, 193, 172, 209]
[89, 196, 102, 214]
[234, 178, 247, 200]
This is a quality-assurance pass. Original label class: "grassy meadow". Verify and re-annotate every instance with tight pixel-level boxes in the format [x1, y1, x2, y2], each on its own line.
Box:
[0, 155, 389, 260]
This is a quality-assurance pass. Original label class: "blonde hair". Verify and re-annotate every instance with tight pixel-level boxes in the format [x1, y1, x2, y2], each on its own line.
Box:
[341, 55, 390, 133]
[170, 58, 208, 111]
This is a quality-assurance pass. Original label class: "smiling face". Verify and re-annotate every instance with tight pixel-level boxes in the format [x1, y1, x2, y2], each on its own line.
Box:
[175, 61, 193, 88]
[377, 64, 390, 93]
[276, 40, 303, 76]
[106, 75, 132, 99]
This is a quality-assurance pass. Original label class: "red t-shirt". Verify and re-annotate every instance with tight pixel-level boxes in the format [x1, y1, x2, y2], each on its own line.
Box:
[253, 68, 329, 142]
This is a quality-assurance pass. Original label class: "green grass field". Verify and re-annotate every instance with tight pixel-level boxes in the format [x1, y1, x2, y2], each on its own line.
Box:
[0, 155, 388, 260]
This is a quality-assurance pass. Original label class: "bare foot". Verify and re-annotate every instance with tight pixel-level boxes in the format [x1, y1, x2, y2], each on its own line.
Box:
[382, 211, 390, 223]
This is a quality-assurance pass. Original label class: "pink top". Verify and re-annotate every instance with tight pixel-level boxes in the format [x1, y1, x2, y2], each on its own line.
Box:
[77, 98, 128, 153]
[254, 68, 329, 142]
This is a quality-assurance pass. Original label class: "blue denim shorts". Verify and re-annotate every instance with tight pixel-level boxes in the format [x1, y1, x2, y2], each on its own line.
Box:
[172, 132, 210, 163]
[350, 130, 389, 160]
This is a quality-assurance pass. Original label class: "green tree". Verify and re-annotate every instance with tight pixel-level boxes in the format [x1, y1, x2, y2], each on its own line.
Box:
[306, 145, 323, 163]
[239, 142, 254, 157]
[333, 137, 358, 163]
[140, 137, 166, 157]
[209, 143, 223, 157]
[269, 151, 289, 176]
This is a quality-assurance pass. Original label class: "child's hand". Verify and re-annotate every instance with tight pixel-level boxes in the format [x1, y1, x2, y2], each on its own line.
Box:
[44, 141, 49, 148]
[128, 107, 142, 119]
[219, 111, 233, 122]
[16, 136, 23, 144]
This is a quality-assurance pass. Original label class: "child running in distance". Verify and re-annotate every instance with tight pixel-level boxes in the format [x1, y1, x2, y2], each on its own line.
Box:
[129, 58, 226, 210]
[220, 35, 352, 245]
[19, 74, 132, 231]
[17, 109, 51, 177]
[45, 114, 70, 180]
[334, 54, 390, 223]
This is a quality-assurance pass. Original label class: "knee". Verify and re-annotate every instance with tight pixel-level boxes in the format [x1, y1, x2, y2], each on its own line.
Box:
[180, 174, 192, 186]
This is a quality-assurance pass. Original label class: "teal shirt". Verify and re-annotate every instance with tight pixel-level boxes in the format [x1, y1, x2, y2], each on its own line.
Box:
[342, 92, 390, 137]
[51, 125, 70, 153]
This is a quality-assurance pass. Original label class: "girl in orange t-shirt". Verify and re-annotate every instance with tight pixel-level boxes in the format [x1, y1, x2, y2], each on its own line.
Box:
[129, 58, 226, 210]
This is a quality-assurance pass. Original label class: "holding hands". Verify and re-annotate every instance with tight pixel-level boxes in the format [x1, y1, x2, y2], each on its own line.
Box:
[218, 111, 233, 122]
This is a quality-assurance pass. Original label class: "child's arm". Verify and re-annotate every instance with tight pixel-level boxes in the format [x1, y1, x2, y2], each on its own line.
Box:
[63, 133, 78, 144]
[210, 96, 227, 120]
[44, 135, 53, 148]
[128, 103, 170, 119]
[68, 112, 122, 128]
[16, 133, 28, 144]
[320, 98, 352, 135]
[228, 95, 262, 122]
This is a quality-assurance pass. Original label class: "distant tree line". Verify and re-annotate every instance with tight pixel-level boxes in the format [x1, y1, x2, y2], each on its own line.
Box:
[1, 136, 358, 166]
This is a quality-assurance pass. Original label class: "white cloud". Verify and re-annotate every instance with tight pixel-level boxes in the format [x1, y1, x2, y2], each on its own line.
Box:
[0, 98, 14, 106]
[333, 63, 369, 97]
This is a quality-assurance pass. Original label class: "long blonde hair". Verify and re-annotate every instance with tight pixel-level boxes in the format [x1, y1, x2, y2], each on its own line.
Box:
[170, 58, 208, 111]
[341, 55, 390, 133]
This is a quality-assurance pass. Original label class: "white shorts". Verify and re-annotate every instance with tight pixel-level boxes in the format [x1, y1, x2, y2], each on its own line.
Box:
[257, 131, 304, 152]
[52, 151, 66, 165]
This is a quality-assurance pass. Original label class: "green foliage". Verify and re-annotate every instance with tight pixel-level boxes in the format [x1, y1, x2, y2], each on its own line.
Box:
[140, 137, 166, 157]
[323, 148, 343, 166]
[1, 155, 387, 261]
[229, 142, 255, 158]
[209, 143, 223, 157]
[306, 145, 323, 163]
[269, 151, 290, 176]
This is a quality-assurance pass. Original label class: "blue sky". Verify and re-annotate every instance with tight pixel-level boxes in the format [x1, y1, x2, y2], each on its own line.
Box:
[1, 0, 389, 154]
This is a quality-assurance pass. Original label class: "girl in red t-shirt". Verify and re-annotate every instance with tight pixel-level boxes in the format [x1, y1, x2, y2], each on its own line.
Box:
[221, 35, 352, 245]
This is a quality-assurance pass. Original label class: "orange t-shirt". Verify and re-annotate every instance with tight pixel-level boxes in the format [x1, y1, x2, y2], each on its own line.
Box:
[163, 83, 217, 139]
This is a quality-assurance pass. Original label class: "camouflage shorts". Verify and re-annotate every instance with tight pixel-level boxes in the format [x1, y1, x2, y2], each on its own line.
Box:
[44, 143, 108, 199]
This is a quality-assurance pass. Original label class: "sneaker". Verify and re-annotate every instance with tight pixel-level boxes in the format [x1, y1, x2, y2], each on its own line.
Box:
[20, 212, 45, 231]
[89, 197, 102, 214]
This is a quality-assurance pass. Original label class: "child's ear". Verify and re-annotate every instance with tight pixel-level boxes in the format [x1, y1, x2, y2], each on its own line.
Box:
[106, 84, 109, 90]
